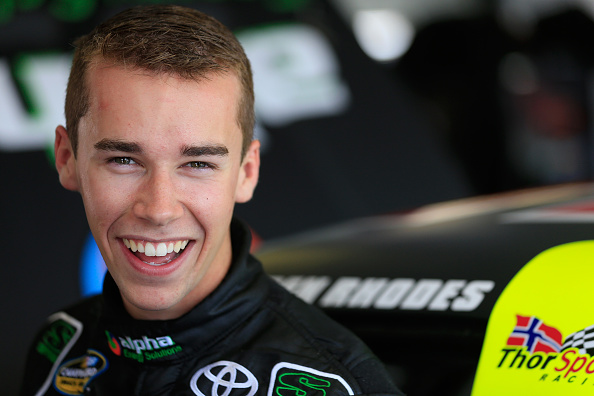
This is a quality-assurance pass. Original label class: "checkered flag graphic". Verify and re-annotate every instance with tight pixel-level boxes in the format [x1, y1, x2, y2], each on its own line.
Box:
[562, 324, 594, 355]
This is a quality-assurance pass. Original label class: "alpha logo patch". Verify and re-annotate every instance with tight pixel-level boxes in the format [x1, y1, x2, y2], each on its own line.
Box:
[268, 362, 354, 396]
[105, 330, 182, 363]
[53, 349, 108, 395]
[190, 360, 258, 396]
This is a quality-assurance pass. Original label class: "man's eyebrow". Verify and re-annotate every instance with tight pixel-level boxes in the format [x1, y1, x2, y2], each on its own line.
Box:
[181, 144, 229, 157]
[94, 139, 142, 153]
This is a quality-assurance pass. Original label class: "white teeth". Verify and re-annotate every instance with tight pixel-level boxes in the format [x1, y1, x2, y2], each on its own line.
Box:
[145, 242, 156, 256]
[156, 243, 167, 257]
[123, 238, 189, 257]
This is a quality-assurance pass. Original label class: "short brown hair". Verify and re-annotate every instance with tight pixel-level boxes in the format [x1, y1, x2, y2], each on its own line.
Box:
[65, 5, 255, 158]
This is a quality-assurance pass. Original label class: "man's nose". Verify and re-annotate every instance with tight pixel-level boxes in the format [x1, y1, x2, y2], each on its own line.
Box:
[133, 171, 184, 226]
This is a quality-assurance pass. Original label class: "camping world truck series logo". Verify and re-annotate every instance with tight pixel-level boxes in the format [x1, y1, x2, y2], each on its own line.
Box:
[105, 331, 182, 363]
[495, 315, 594, 387]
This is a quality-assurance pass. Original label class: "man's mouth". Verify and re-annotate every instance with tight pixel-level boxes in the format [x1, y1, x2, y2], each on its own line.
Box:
[122, 238, 189, 266]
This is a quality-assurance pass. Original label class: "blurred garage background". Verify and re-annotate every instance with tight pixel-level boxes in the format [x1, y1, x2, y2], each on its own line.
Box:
[3, 0, 594, 394]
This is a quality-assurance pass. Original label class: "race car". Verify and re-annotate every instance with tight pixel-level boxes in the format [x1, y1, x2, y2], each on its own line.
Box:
[256, 182, 594, 395]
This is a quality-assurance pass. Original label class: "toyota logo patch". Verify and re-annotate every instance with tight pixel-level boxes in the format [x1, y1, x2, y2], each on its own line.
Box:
[190, 360, 258, 396]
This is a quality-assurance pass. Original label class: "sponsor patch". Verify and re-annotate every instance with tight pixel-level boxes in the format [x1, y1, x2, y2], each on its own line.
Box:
[33, 313, 83, 396]
[105, 331, 182, 363]
[190, 360, 258, 396]
[53, 349, 107, 395]
[36, 318, 77, 363]
[268, 362, 354, 396]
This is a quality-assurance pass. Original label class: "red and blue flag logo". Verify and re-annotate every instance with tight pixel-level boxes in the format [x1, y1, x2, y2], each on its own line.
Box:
[506, 315, 563, 354]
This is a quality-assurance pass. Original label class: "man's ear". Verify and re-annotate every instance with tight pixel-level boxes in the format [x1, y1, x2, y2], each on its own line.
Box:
[54, 125, 80, 192]
[235, 140, 260, 203]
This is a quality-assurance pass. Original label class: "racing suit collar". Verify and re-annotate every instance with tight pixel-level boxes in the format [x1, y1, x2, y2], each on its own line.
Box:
[99, 217, 270, 360]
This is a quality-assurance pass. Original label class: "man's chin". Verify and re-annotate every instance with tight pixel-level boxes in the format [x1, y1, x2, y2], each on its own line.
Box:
[120, 287, 185, 320]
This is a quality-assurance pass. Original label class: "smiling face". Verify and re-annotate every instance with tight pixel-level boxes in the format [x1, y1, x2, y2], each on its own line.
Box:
[55, 63, 260, 320]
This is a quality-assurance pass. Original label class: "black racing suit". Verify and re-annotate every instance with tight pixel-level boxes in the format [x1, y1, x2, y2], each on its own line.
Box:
[20, 219, 403, 395]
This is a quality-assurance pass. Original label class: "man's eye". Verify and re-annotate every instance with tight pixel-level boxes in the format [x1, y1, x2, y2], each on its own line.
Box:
[186, 161, 212, 169]
[110, 157, 135, 165]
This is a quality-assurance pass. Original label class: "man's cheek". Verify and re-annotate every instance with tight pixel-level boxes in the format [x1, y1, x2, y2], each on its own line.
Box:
[83, 191, 122, 231]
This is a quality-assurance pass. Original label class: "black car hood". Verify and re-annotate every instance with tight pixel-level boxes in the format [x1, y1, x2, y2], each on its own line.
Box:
[257, 183, 594, 323]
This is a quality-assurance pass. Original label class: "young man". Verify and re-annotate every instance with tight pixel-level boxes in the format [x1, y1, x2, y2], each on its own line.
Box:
[21, 5, 403, 395]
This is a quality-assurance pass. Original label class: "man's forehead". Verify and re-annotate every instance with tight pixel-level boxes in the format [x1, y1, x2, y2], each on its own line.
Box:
[78, 60, 245, 159]
[86, 59, 239, 93]
[83, 62, 243, 126]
